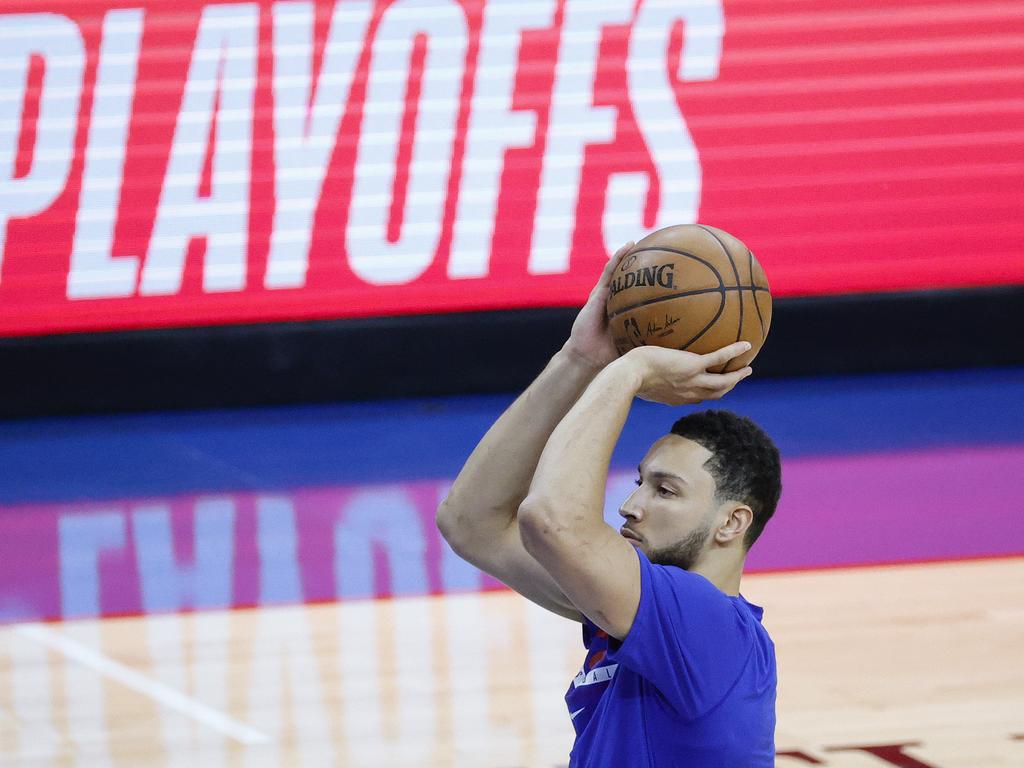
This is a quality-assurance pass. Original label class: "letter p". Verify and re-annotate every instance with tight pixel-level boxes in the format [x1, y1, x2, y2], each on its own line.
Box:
[0, 14, 84, 282]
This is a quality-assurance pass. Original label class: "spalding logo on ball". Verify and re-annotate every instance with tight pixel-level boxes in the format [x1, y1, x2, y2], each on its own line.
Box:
[606, 224, 772, 373]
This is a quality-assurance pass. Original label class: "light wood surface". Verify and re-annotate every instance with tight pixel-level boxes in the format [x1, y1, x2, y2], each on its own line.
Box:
[1, 558, 1021, 767]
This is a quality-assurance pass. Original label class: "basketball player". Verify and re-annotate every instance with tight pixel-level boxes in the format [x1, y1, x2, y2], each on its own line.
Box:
[437, 242, 781, 767]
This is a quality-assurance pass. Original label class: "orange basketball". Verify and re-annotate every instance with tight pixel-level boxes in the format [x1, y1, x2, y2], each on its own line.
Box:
[606, 224, 772, 373]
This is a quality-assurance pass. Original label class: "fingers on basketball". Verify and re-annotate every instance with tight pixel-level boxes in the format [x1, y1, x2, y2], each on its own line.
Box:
[603, 241, 635, 279]
[703, 341, 752, 370]
[718, 365, 754, 388]
[589, 241, 636, 301]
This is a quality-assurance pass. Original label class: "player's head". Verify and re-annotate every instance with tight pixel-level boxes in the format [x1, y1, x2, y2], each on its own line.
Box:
[618, 410, 781, 571]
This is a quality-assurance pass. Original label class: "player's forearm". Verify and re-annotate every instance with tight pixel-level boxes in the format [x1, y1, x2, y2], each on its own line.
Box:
[521, 357, 642, 529]
[437, 346, 605, 549]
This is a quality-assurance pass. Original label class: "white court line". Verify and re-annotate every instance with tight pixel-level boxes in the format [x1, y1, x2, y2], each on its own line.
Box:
[15, 623, 269, 745]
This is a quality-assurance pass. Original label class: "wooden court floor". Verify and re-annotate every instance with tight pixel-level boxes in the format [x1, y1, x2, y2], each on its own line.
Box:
[1, 557, 1021, 767]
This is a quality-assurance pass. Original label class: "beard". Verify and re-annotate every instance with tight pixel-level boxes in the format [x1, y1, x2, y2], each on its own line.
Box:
[645, 523, 712, 571]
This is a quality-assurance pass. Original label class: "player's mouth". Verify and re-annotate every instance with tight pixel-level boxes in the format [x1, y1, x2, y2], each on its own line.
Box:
[620, 526, 642, 545]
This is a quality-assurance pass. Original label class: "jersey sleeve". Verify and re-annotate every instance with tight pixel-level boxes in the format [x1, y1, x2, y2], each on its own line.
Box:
[604, 546, 759, 719]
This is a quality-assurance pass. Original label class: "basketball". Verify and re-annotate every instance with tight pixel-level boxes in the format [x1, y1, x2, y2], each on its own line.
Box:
[606, 224, 772, 372]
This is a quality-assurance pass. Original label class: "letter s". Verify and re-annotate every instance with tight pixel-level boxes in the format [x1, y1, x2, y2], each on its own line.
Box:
[602, 0, 724, 255]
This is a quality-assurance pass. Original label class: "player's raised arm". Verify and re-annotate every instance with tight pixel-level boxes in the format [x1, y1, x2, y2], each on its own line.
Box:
[517, 342, 752, 638]
[436, 243, 634, 620]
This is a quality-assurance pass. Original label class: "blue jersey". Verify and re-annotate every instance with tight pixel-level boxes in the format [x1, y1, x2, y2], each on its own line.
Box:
[565, 548, 776, 767]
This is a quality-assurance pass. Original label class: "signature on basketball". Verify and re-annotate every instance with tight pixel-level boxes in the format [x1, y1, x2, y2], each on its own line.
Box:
[647, 314, 680, 338]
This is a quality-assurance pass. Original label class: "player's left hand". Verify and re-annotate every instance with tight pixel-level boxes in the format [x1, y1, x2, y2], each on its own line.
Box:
[562, 241, 635, 369]
[623, 341, 753, 405]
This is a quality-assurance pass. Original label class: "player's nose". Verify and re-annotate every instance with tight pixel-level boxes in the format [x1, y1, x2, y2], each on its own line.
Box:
[618, 489, 644, 520]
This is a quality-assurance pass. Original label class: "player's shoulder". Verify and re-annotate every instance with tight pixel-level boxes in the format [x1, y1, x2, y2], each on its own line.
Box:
[646, 560, 766, 629]
[643, 556, 731, 604]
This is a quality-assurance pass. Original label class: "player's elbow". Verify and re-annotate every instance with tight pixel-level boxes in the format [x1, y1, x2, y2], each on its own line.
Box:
[435, 496, 491, 559]
[435, 497, 465, 552]
[517, 497, 562, 559]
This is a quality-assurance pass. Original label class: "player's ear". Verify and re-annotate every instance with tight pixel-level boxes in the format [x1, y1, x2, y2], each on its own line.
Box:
[715, 504, 753, 545]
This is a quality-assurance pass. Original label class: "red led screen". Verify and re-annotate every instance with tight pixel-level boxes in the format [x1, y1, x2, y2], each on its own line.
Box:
[0, 0, 1022, 336]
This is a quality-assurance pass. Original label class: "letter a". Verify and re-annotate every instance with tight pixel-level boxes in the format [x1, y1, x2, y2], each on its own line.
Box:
[140, 4, 258, 295]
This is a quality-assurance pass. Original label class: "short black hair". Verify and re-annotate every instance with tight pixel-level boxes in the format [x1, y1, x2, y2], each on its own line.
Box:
[670, 410, 781, 549]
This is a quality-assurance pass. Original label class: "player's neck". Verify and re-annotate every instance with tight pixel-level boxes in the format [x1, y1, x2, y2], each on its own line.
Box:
[692, 550, 744, 596]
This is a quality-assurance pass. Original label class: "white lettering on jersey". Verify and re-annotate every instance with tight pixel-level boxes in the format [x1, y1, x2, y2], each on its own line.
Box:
[265, 0, 373, 289]
[0, 13, 84, 283]
[67, 9, 144, 299]
[528, 0, 632, 275]
[447, 0, 557, 279]
[573, 663, 619, 688]
[347, 0, 468, 285]
[140, 3, 258, 295]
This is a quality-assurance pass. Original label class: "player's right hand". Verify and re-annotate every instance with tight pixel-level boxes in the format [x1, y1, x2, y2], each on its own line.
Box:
[562, 241, 636, 370]
[624, 342, 753, 406]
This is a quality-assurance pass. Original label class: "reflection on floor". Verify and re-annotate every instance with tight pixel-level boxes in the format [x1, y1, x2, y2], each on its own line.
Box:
[0, 368, 1022, 766]
[1, 559, 1021, 767]
[2, 442, 1022, 622]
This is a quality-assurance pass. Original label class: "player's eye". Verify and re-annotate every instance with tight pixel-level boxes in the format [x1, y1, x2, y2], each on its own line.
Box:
[657, 486, 675, 497]
[634, 477, 643, 487]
